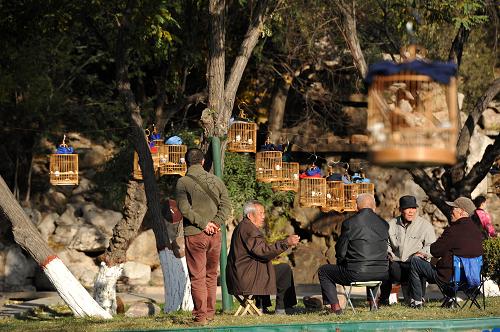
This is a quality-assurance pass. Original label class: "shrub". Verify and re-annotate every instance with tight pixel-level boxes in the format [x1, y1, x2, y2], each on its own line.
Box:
[483, 237, 500, 284]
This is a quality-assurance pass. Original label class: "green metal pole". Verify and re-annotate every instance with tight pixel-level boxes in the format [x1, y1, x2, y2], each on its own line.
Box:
[211, 136, 233, 311]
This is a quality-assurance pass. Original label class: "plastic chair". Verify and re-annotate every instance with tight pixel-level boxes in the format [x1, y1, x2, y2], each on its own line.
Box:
[441, 255, 485, 310]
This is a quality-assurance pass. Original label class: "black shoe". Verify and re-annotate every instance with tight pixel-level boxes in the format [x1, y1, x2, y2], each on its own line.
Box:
[410, 302, 423, 309]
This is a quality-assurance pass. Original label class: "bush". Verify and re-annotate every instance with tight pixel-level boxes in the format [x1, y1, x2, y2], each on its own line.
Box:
[483, 237, 500, 284]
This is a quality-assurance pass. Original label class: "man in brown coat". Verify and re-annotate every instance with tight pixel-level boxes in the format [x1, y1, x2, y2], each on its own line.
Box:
[226, 200, 300, 314]
[408, 197, 484, 308]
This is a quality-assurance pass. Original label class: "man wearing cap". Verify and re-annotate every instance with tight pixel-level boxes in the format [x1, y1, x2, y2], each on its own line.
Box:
[408, 197, 483, 308]
[379, 195, 436, 306]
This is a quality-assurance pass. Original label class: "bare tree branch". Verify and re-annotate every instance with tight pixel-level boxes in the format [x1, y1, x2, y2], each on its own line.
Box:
[448, 24, 470, 70]
[408, 168, 449, 213]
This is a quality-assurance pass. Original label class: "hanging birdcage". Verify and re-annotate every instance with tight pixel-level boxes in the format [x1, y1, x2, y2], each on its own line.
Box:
[299, 178, 326, 207]
[321, 181, 345, 212]
[132, 151, 161, 180]
[272, 162, 299, 192]
[256, 151, 283, 182]
[50, 135, 78, 185]
[158, 144, 187, 176]
[357, 182, 375, 196]
[227, 122, 257, 153]
[343, 183, 358, 212]
[366, 45, 458, 167]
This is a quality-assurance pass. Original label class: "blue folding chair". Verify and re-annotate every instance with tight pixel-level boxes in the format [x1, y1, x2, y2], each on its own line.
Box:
[441, 255, 485, 310]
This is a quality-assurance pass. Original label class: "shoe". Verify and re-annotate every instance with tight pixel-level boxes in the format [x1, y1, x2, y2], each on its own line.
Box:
[321, 307, 343, 315]
[191, 318, 207, 326]
[410, 302, 423, 309]
[206, 316, 214, 322]
[274, 308, 286, 315]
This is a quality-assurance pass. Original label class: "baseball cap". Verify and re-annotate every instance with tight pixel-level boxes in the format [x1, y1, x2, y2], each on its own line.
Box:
[445, 197, 476, 215]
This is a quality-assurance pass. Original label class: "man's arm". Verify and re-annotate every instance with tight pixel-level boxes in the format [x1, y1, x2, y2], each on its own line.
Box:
[418, 221, 437, 258]
[244, 229, 289, 262]
[175, 179, 209, 230]
[430, 227, 451, 258]
[212, 179, 231, 227]
[335, 221, 350, 264]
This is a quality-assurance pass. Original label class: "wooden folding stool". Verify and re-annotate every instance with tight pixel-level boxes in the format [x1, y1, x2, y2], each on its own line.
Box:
[234, 295, 263, 316]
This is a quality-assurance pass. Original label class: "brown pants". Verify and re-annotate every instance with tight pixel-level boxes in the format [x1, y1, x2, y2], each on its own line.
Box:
[185, 231, 221, 321]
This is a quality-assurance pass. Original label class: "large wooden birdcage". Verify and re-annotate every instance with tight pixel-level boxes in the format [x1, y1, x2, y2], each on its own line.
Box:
[357, 182, 375, 196]
[50, 153, 79, 185]
[158, 144, 187, 176]
[272, 162, 299, 192]
[321, 181, 345, 212]
[366, 45, 458, 167]
[227, 122, 257, 153]
[256, 151, 283, 182]
[299, 178, 326, 207]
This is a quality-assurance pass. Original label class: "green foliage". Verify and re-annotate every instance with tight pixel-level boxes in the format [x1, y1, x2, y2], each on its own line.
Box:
[483, 237, 500, 284]
[223, 152, 295, 220]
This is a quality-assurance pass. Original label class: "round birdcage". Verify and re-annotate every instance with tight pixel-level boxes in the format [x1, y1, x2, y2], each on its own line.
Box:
[272, 162, 299, 192]
[299, 177, 326, 207]
[158, 144, 187, 176]
[256, 151, 283, 182]
[49, 135, 78, 186]
[321, 181, 345, 212]
[366, 45, 459, 167]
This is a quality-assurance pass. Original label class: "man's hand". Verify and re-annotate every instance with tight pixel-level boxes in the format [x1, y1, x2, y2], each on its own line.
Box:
[414, 251, 427, 259]
[287, 235, 300, 247]
[204, 222, 220, 235]
[388, 252, 394, 262]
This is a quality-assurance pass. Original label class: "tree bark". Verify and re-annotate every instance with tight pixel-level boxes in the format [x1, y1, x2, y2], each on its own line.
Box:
[160, 249, 194, 312]
[448, 24, 470, 70]
[0, 176, 111, 319]
[268, 75, 291, 142]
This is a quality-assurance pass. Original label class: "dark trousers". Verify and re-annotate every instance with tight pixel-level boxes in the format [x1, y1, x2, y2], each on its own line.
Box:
[185, 231, 221, 321]
[255, 263, 297, 310]
[318, 264, 388, 305]
[380, 260, 427, 301]
[409, 256, 447, 302]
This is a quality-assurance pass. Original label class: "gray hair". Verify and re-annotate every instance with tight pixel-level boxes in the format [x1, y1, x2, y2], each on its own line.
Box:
[243, 200, 263, 218]
[356, 193, 376, 211]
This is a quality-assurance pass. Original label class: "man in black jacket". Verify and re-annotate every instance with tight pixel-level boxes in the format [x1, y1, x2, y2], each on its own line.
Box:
[318, 193, 389, 314]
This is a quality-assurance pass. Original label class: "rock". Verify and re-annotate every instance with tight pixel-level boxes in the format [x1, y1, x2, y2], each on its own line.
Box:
[37, 213, 58, 242]
[47, 189, 68, 212]
[56, 204, 81, 226]
[52, 225, 80, 245]
[324, 245, 336, 265]
[481, 107, 500, 132]
[73, 178, 95, 195]
[34, 266, 56, 291]
[126, 230, 160, 268]
[125, 301, 161, 317]
[80, 145, 109, 169]
[122, 261, 151, 285]
[291, 242, 328, 284]
[3, 246, 37, 290]
[57, 249, 98, 288]
[150, 267, 164, 286]
[310, 213, 344, 237]
[68, 224, 109, 252]
[22, 207, 42, 225]
[80, 203, 122, 235]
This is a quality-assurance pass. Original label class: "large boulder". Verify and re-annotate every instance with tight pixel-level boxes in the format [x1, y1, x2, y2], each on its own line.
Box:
[37, 212, 58, 242]
[80, 202, 122, 236]
[126, 230, 160, 268]
[122, 261, 151, 286]
[1, 245, 37, 291]
[68, 224, 109, 252]
[58, 249, 98, 288]
[291, 242, 328, 284]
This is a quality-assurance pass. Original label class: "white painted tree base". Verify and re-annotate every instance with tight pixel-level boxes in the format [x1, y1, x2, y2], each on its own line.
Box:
[43, 257, 112, 319]
[159, 249, 193, 313]
[93, 262, 124, 315]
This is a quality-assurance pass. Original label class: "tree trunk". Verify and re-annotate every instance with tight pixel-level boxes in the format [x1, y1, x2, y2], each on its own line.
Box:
[0, 176, 111, 319]
[93, 263, 123, 315]
[268, 75, 291, 142]
[160, 249, 194, 312]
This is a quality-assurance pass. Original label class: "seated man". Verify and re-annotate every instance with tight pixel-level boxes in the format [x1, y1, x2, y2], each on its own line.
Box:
[318, 193, 389, 314]
[379, 195, 436, 305]
[408, 197, 484, 308]
[226, 200, 300, 314]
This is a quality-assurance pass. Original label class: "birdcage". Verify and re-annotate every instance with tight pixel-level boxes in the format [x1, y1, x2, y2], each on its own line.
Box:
[321, 181, 345, 212]
[492, 174, 500, 195]
[343, 183, 358, 212]
[299, 177, 326, 207]
[272, 162, 299, 192]
[227, 122, 257, 153]
[366, 45, 458, 167]
[133, 150, 161, 180]
[158, 144, 187, 176]
[49, 136, 78, 185]
[256, 151, 283, 182]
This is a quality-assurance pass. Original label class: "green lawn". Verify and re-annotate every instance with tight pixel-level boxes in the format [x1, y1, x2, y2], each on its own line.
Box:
[0, 297, 499, 332]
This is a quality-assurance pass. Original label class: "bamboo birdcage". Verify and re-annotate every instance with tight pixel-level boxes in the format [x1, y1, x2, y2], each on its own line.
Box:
[343, 183, 358, 212]
[299, 177, 326, 207]
[357, 182, 375, 196]
[133, 151, 161, 180]
[366, 45, 459, 167]
[50, 136, 78, 185]
[158, 144, 187, 176]
[272, 162, 299, 192]
[227, 122, 257, 153]
[321, 181, 345, 212]
[256, 151, 283, 182]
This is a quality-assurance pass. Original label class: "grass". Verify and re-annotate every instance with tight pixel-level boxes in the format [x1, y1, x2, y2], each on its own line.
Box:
[0, 297, 499, 332]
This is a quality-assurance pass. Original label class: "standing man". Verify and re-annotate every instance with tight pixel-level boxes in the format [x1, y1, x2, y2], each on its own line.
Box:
[408, 197, 483, 309]
[379, 195, 436, 305]
[318, 193, 389, 314]
[175, 148, 231, 325]
[226, 200, 300, 315]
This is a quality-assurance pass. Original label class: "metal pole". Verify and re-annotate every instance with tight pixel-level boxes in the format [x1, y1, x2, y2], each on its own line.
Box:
[211, 136, 233, 311]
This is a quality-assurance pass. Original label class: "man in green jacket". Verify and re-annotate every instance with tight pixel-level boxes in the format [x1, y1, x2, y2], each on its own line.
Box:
[175, 148, 231, 325]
